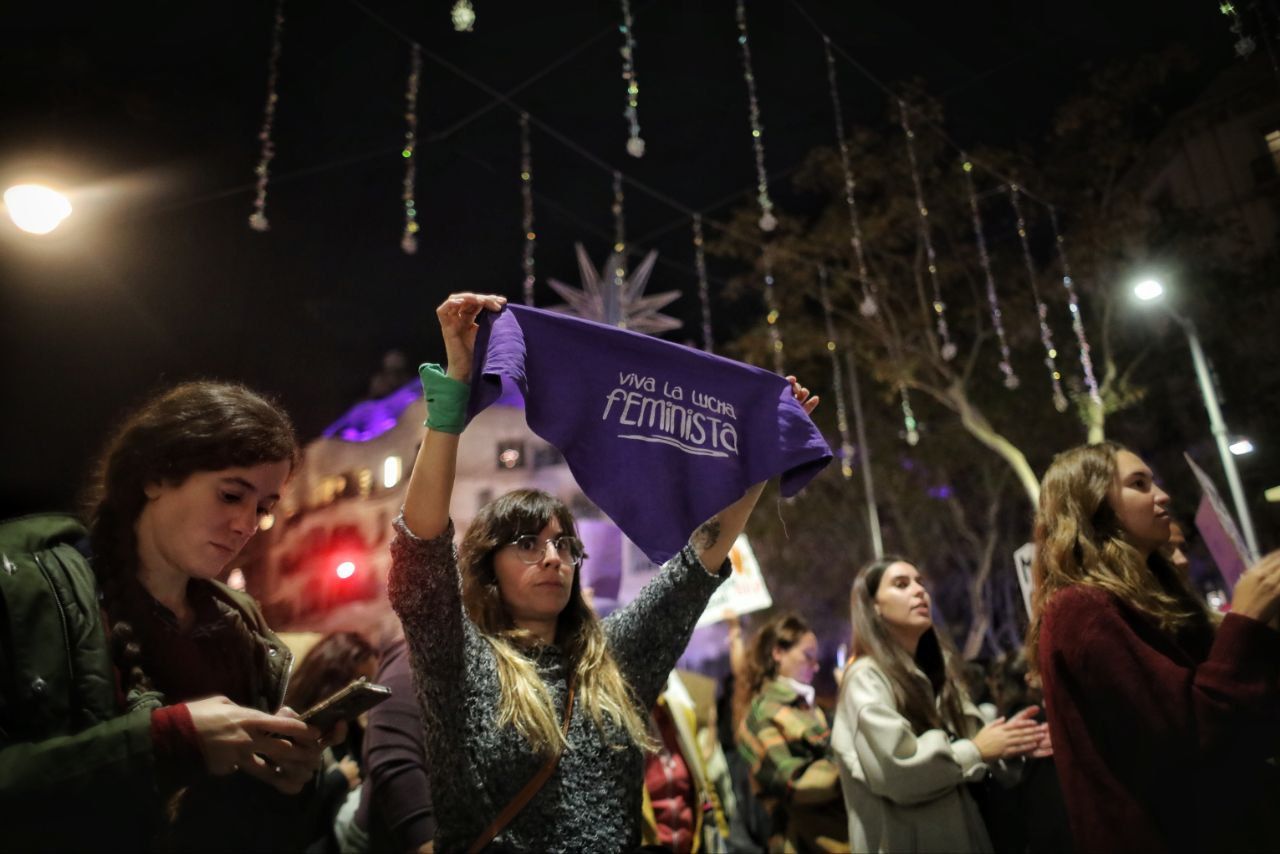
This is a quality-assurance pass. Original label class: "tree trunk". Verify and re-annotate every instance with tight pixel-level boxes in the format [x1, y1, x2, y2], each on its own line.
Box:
[944, 383, 1041, 505]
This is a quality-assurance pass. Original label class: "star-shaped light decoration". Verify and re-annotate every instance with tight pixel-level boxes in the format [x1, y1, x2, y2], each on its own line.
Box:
[548, 243, 682, 334]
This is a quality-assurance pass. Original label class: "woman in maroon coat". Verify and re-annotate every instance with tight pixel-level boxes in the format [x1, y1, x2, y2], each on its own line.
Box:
[1026, 441, 1280, 854]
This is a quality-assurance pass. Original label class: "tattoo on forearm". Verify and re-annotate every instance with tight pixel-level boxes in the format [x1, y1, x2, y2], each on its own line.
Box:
[693, 518, 722, 551]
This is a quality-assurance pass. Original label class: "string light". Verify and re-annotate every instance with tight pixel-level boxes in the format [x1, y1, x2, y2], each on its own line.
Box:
[618, 0, 645, 157]
[520, 113, 536, 306]
[823, 37, 877, 317]
[400, 43, 422, 255]
[761, 252, 784, 373]
[1219, 2, 1256, 57]
[899, 382, 920, 446]
[818, 266, 856, 478]
[693, 213, 714, 353]
[1047, 205, 1102, 406]
[734, 0, 777, 234]
[611, 170, 628, 316]
[612, 170, 626, 258]
[451, 0, 476, 32]
[898, 99, 955, 361]
[735, 0, 784, 372]
[962, 158, 1018, 389]
[1008, 184, 1068, 412]
[249, 0, 286, 232]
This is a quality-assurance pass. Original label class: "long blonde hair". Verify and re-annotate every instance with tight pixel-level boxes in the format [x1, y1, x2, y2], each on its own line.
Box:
[459, 489, 651, 755]
[1026, 442, 1214, 671]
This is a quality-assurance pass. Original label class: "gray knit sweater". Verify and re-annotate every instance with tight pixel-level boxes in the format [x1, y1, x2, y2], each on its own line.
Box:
[387, 517, 729, 853]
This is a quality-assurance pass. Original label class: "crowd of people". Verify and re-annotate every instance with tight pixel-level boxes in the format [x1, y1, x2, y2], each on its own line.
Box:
[2, 291, 1278, 853]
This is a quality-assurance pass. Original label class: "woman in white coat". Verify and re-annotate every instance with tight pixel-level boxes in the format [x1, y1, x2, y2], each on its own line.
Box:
[831, 557, 1050, 853]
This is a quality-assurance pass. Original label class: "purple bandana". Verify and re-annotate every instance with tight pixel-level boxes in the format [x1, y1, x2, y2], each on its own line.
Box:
[465, 305, 832, 563]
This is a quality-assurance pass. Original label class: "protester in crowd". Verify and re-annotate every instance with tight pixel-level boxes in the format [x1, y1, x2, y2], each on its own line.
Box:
[0, 381, 325, 852]
[718, 618, 770, 852]
[337, 634, 437, 854]
[1162, 518, 1191, 574]
[981, 651, 1073, 854]
[389, 292, 820, 852]
[737, 612, 848, 851]
[1027, 441, 1280, 853]
[285, 631, 380, 853]
[831, 557, 1048, 853]
[640, 671, 733, 853]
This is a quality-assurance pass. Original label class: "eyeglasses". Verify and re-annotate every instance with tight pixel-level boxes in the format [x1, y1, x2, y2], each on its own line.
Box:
[505, 534, 584, 567]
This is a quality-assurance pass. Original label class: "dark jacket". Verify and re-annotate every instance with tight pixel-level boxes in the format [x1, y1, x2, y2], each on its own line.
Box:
[0, 514, 298, 852]
[1040, 585, 1280, 854]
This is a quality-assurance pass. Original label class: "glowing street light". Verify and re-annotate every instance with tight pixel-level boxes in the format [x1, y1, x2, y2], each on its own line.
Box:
[1132, 279, 1165, 302]
[4, 184, 72, 234]
[1131, 276, 1260, 561]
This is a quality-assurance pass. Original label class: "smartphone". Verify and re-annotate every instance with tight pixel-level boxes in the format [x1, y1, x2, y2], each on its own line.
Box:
[299, 677, 392, 732]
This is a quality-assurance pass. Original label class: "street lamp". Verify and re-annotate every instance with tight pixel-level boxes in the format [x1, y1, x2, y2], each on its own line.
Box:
[3, 184, 72, 234]
[1229, 439, 1255, 457]
[1131, 277, 1260, 561]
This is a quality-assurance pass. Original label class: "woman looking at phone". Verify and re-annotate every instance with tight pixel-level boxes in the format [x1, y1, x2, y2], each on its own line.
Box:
[0, 381, 325, 852]
[389, 292, 820, 853]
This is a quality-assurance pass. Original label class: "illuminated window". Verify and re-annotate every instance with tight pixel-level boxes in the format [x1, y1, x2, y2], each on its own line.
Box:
[358, 468, 373, 498]
[383, 455, 403, 489]
[496, 440, 526, 470]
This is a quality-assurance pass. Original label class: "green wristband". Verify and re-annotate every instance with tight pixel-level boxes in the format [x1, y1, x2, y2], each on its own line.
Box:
[419, 362, 470, 434]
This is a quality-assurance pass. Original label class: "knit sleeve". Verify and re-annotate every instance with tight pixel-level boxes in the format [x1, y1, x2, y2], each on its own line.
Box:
[602, 544, 728, 709]
[1043, 587, 1280, 766]
[830, 661, 987, 807]
[386, 517, 480, 792]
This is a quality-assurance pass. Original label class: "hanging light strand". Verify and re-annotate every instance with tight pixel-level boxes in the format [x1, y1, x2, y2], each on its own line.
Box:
[611, 170, 628, 298]
[898, 99, 955, 361]
[823, 36, 877, 317]
[519, 112, 536, 305]
[249, 0, 286, 232]
[899, 382, 920, 446]
[962, 158, 1018, 389]
[693, 214, 714, 353]
[612, 170, 627, 257]
[818, 266, 856, 477]
[735, 0, 777, 234]
[1047, 205, 1102, 406]
[618, 0, 645, 157]
[735, 0, 784, 371]
[400, 43, 422, 254]
[1009, 184, 1068, 412]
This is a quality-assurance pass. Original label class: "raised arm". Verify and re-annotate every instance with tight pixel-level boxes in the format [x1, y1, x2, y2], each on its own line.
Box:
[691, 375, 817, 571]
[605, 376, 821, 705]
[402, 292, 506, 539]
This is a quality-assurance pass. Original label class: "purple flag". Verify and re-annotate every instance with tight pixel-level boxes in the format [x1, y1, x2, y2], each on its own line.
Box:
[465, 305, 832, 563]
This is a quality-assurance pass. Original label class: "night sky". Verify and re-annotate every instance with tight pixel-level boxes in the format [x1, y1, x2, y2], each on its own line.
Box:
[0, 0, 1234, 517]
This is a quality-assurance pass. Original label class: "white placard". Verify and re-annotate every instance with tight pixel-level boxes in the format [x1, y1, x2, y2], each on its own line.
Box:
[696, 534, 773, 628]
[1013, 542, 1035, 619]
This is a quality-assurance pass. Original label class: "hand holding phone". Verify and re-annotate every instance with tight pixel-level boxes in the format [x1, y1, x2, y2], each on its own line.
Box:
[299, 677, 393, 734]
